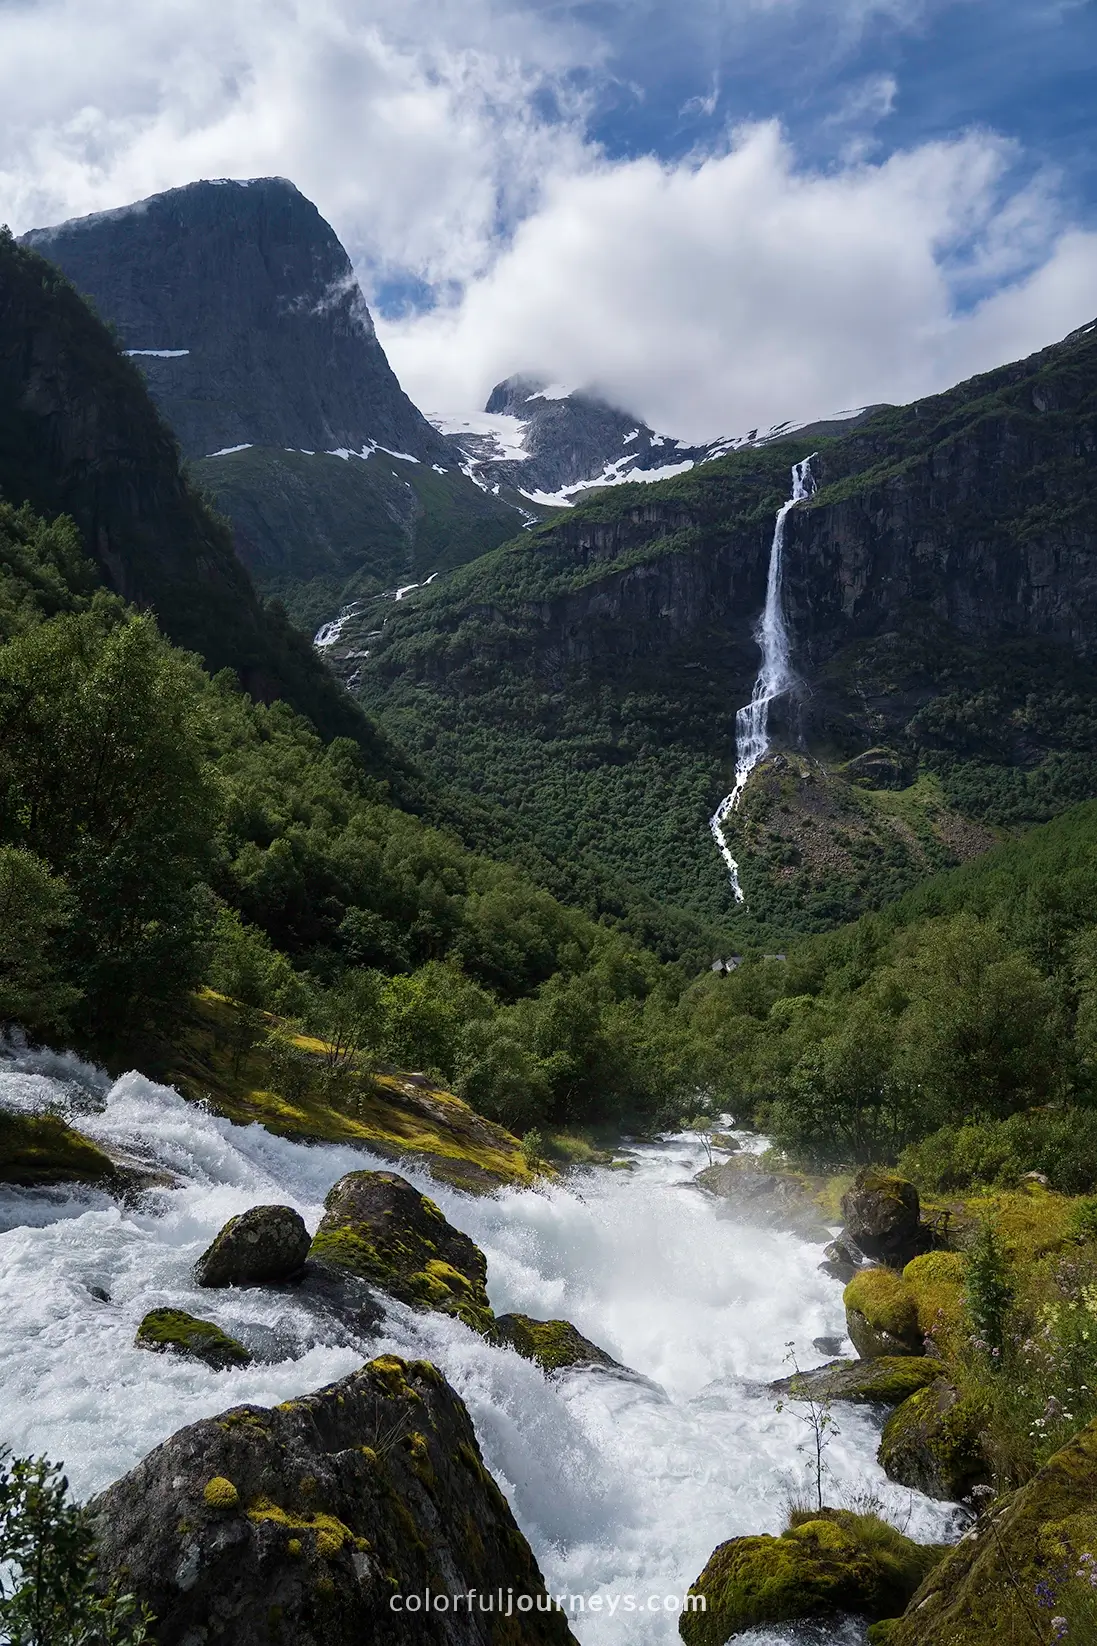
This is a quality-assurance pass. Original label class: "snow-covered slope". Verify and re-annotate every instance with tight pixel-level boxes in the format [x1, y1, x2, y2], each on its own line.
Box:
[432, 375, 881, 508]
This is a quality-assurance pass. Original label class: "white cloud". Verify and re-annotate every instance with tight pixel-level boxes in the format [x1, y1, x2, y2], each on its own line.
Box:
[1, 0, 1093, 441]
[382, 121, 1097, 438]
[0, 0, 596, 285]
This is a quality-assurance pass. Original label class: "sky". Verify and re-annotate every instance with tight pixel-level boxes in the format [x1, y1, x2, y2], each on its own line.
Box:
[1, 0, 1095, 438]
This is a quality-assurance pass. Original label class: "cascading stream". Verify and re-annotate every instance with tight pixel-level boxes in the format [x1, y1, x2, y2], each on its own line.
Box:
[0, 1045, 959, 1646]
[711, 456, 817, 903]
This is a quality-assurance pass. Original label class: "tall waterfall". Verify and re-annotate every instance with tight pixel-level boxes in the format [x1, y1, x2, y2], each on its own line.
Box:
[711, 455, 817, 903]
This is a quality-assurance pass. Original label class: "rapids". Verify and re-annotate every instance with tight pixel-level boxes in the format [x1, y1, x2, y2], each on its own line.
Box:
[0, 1045, 960, 1645]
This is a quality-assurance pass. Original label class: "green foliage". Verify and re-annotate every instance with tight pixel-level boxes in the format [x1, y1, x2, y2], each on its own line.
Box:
[0, 848, 78, 1034]
[965, 1223, 1014, 1356]
[0, 1448, 152, 1644]
[900, 1111, 1097, 1196]
[0, 609, 217, 1045]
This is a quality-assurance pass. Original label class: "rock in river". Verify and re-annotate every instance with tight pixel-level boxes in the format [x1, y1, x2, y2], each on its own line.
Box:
[308, 1169, 494, 1332]
[134, 1308, 252, 1371]
[89, 1354, 577, 1646]
[195, 1205, 311, 1288]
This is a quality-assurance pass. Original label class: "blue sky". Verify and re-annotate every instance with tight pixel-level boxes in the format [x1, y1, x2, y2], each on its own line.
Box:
[1, 0, 1095, 433]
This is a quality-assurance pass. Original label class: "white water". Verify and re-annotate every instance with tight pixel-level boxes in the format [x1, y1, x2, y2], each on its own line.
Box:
[0, 1047, 958, 1645]
[711, 456, 816, 904]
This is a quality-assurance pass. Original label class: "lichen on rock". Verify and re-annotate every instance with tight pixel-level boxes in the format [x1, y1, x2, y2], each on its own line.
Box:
[308, 1169, 494, 1332]
[844, 1267, 924, 1358]
[89, 1354, 577, 1646]
[679, 1508, 944, 1646]
[877, 1416, 1097, 1645]
[491, 1313, 626, 1376]
[195, 1204, 311, 1288]
[134, 1307, 252, 1371]
[771, 1356, 947, 1407]
[878, 1378, 990, 1501]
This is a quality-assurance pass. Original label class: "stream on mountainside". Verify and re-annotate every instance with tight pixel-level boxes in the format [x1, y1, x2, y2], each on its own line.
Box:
[0, 1044, 961, 1646]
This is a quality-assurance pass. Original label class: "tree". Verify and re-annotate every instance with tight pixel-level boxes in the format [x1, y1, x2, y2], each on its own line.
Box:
[0, 1449, 152, 1644]
[0, 609, 217, 1044]
[0, 848, 78, 1034]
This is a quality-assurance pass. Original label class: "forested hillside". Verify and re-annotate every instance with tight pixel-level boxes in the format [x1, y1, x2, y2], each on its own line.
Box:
[349, 316, 1097, 943]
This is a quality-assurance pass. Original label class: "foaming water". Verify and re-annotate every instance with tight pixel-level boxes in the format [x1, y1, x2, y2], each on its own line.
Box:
[0, 1049, 958, 1645]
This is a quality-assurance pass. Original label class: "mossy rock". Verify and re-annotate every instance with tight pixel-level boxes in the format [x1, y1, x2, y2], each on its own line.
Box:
[0, 1108, 117, 1188]
[195, 1204, 310, 1288]
[878, 1379, 990, 1501]
[679, 1508, 944, 1646]
[844, 1268, 923, 1358]
[772, 1356, 947, 1407]
[841, 1168, 922, 1267]
[881, 1417, 1097, 1645]
[902, 1250, 967, 1358]
[135, 1308, 252, 1371]
[492, 1313, 625, 1376]
[308, 1169, 493, 1332]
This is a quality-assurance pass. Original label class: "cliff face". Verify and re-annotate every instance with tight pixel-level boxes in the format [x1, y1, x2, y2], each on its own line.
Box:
[348, 319, 1097, 939]
[22, 178, 446, 463]
[0, 229, 417, 779]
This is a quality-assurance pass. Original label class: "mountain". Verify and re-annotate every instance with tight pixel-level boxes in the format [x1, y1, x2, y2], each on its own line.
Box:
[435, 372, 882, 506]
[21, 179, 521, 626]
[339, 316, 1097, 942]
[0, 224, 417, 786]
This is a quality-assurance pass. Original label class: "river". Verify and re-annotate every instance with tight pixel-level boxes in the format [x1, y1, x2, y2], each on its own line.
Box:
[0, 1043, 960, 1645]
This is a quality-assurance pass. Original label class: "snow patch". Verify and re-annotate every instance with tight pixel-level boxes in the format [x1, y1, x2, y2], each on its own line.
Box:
[430, 411, 530, 463]
[205, 443, 252, 458]
[524, 383, 572, 402]
[623, 430, 640, 444]
[125, 349, 189, 358]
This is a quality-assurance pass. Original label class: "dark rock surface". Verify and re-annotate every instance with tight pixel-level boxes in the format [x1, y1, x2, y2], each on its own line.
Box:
[195, 1205, 311, 1289]
[134, 1308, 253, 1371]
[840, 1169, 923, 1269]
[23, 179, 446, 464]
[309, 1169, 493, 1331]
[90, 1355, 577, 1646]
[492, 1313, 626, 1375]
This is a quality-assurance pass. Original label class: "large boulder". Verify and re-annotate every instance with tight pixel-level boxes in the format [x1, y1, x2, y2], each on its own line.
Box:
[844, 1269, 924, 1359]
[135, 1308, 252, 1370]
[874, 1417, 1097, 1645]
[492, 1314, 626, 1376]
[771, 1357, 947, 1408]
[195, 1205, 311, 1288]
[90, 1355, 577, 1646]
[841, 1169, 923, 1268]
[879, 1380, 991, 1501]
[309, 1170, 493, 1332]
[902, 1251, 967, 1359]
[694, 1158, 832, 1241]
[679, 1508, 943, 1646]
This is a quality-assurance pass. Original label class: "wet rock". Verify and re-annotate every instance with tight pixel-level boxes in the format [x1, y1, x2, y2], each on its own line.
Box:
[492, 1313, 626, 1376]
[844, 1269, 924, 1359]
[680, 1508, 944, 1646]
[89, 1355, 577, 1646]
[771, 1357, 947, 1407]
[309, 1169, 494, 1332]
[195, 1205, 311, 1288]
[134, 1308, 252, 1371]
[875, 1417, 1097, 1645]
[840, 1168, 923, 1269]
[879, 1380, 991, 1501]
[0, 1108, 117, 1189]
[812, 1335, 845, 1357]
[695, 1158, 832, 1241]
[819, 1230, 865, 1283]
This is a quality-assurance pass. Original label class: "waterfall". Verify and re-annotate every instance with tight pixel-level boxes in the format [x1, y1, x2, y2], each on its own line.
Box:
[711, 455, 817, 903]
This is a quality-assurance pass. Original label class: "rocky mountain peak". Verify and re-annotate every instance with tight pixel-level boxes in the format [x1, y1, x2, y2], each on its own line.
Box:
[21, 177, 446, 463]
